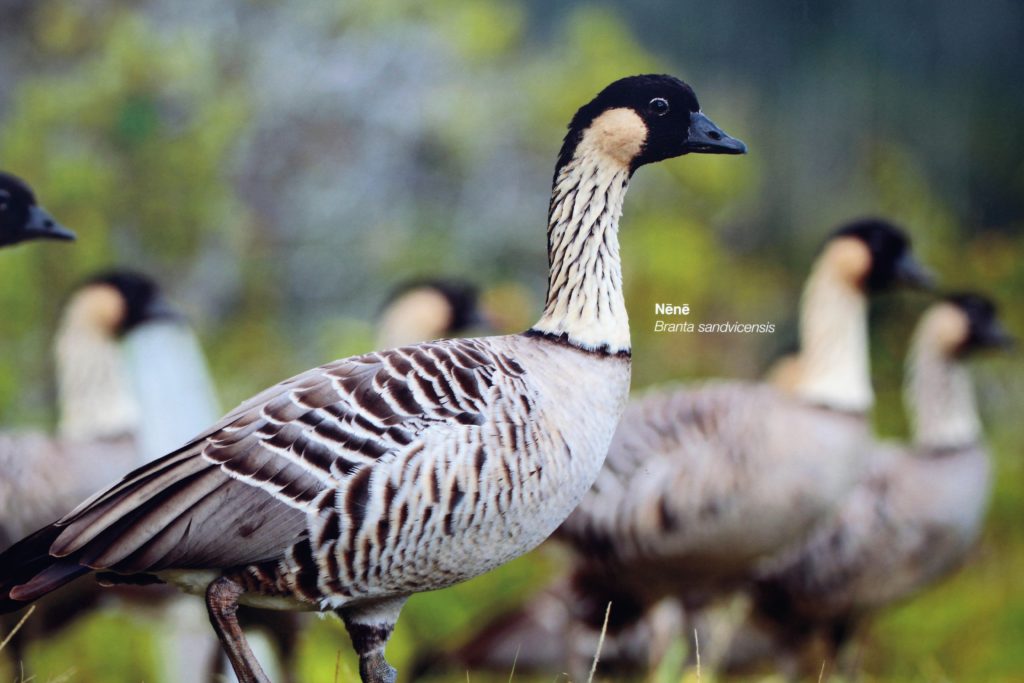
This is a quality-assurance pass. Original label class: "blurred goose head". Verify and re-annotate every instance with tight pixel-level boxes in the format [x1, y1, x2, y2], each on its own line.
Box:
[923, 292, 1014, 359]
[376, 279, 488, 349]
[787, 218, 935, 411]
[63, 270, 179, 339]
[823, 218, 934, 292]
[0, 172, 75, 247]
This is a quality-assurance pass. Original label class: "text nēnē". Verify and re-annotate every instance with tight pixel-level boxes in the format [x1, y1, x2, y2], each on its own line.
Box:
[0, 172, 74, 248]
[731, 293, 1013, 678]
[0, 75, 746, 683]
[545, 219, 933, 676]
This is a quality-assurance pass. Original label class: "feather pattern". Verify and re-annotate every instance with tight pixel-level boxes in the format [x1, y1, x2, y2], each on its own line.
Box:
[17, 335, 627, 610]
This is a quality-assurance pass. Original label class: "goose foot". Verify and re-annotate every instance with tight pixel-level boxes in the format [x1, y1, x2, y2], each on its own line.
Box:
[359, 651, 397, 683]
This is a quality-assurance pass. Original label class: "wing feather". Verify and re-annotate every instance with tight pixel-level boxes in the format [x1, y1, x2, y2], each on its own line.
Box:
[17, 339, 520, 587]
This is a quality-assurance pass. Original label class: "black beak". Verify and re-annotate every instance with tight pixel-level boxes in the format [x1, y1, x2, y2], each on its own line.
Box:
[23, 205, 76, 242]
[893, 253, 936, 291]
[977, 320, 1016, 350]
[683, 112, 747, 155]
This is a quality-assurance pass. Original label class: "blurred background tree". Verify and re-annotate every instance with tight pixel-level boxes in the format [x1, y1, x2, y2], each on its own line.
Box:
[0, 0, 1021, 680]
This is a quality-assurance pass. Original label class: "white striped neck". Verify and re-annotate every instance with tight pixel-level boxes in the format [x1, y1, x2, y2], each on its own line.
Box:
[55, 304, 139, 441]
[530, 115, 635, 355]
[905, 307, 981, 451]
[789, 258, 873, 412]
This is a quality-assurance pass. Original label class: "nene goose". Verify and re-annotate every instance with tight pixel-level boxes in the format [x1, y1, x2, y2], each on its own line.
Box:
[731, 293, 1012, 678]
[0, 75, 746, 683]
[0, 172, 74, 247]
[546, 219, 931, 676]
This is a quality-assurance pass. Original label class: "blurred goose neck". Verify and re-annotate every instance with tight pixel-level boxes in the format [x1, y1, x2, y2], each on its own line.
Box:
[55, 315, 138, 441]
[906, 330, 981, 451]
[530, 140, 632, 355]
[790, 261, 872, 412]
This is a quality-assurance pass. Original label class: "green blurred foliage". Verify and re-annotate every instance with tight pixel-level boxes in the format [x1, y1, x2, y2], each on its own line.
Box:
[0, 5, 248, 425]
[1, 0, 1021, 681]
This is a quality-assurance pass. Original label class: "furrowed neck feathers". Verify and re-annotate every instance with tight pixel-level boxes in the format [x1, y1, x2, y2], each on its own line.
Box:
[530, 115, 635, 355]
[789, 258, 873, 412]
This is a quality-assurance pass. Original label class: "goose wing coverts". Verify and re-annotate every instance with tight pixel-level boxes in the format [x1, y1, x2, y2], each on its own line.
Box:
[9, 337, 544, 599]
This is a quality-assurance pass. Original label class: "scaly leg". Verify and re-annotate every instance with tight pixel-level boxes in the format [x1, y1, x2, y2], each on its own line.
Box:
[339, 595, 409, 683]
[205, 576, 271, 683]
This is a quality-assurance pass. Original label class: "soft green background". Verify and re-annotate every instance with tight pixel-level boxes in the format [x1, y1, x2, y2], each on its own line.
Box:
[1, 0, 1021, 681]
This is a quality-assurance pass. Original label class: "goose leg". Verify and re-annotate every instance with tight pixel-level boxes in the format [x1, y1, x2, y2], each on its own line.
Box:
[205, 576, 271, 683]
[339, 595, 409, 683]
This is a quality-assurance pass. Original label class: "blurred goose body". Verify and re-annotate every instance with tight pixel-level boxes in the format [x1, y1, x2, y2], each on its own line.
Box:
[0, 271, 221, 673]
[410, 576, 684, 680]
[0, 74, 746, 683]
[0, 172, 74, 248]
[0, 273, 168, 545]
[124, 319, 222, 462]
[738, 293, 1009, 675]
[549, 220, 930, 674]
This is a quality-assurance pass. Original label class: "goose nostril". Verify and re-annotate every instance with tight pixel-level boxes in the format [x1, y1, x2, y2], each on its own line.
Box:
[707, 130, 722, 141]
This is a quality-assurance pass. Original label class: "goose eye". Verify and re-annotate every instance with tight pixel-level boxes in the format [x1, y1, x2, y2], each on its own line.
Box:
[0, 190, 8, 212]
[648, 97, 670, 116]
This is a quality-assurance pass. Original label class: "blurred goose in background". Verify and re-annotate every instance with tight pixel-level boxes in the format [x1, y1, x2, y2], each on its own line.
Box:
[1, 272, 181, 547]
[557, 220, 932, 675]
[727, 292, 1012, 678]
[409, 575, 685, 681]
[409, 219, 933, 679]
[0, 74, 746, 683]
[0, 270, 221, 672]
[0, 172, 74, 248]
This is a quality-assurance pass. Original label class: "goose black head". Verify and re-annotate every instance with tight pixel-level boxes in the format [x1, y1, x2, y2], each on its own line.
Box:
[556, 74, 747, 176]
[943, 292, 1015, 356]
[827, 218, 935, 292]
[77, 270, 179, 337]
[0, 172, 75, 247]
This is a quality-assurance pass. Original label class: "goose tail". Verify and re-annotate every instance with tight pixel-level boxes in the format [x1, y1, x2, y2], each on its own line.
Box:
[0, 524, 90, 614]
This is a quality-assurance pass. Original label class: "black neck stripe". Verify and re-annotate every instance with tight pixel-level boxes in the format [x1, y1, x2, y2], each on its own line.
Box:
[523, 328, 631, 359]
